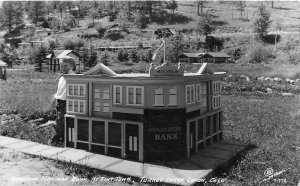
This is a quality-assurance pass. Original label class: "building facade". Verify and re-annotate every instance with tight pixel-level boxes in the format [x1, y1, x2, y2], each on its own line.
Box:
[64, 62, 225, 162]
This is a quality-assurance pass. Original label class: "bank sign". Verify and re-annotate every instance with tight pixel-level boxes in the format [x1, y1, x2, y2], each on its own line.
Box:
[144, 109, 186, 161]
[148, 127, 181, 141]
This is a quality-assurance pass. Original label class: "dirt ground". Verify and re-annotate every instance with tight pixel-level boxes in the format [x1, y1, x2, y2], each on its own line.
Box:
[0, 147, 132, 186]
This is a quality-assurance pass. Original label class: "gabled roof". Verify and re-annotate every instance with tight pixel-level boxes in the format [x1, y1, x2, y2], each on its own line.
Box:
[84, 63, 117, 76]
[196, 63, 214, 75]
[207, 52, 230, 58]
[46, 50, 78, 59]
[178, 52, 230, 58]
[56, 50, 74, 59]
[0, 60, 7, 67]
[178, 53, 205, 58]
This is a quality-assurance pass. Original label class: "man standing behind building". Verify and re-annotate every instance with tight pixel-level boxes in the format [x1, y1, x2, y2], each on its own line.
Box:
[49, 56, 75, 146]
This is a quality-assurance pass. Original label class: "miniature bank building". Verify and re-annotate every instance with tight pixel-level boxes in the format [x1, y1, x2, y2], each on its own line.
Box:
[64, 62, 225, 162]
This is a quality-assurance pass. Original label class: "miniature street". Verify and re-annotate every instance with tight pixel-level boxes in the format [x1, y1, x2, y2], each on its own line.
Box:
[0, 135, 249, 185]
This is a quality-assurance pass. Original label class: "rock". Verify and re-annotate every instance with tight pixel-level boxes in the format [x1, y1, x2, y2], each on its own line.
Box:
[265, 77, 270, 81]
[28, 118, 45, 125]
[290, 80, 295, 85]
[257, 76, 265, 81]
[282, 93, 293, 96]
[266, 88, 273, 94]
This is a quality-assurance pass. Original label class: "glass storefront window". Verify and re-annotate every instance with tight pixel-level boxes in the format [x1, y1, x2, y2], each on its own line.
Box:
[78, 119, 89, 141]
[108, 122, 121, 146]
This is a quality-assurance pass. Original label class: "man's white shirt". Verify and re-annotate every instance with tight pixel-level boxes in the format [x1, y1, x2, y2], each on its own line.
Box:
[55, 70, 75, 100]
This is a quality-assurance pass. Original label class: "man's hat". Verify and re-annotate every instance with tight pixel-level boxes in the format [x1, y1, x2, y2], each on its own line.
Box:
[59, 56, 76, 66]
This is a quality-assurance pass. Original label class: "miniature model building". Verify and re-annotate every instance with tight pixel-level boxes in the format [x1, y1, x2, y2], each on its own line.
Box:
[64, 62, 225, 162]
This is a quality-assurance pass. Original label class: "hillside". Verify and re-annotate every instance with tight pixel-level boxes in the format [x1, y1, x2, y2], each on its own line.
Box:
[1, 1, 300, 72]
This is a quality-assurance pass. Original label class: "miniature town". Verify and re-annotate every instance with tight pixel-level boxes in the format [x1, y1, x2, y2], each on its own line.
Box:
[0, 1, 300, 186]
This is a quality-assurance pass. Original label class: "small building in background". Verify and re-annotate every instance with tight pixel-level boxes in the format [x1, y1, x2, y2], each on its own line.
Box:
[202, 53, 231, 63]
[0, 60, 7, 80]
[177, 53, 205, 63]
[46, 50, 81, 73]
[177, 52, 231, 63]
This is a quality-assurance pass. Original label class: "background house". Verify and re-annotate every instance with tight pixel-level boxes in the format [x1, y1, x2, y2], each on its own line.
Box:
[177, 53, 205, 63]
[46, 50, 81, 72]
[177, 52, 231, 63]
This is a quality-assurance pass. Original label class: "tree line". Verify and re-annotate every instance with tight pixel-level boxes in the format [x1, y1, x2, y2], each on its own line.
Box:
[0, 1, 179, 32]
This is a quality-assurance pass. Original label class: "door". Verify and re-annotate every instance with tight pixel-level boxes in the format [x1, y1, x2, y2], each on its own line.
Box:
[190, 121, 196, 154]
[125, 124, 139, 161]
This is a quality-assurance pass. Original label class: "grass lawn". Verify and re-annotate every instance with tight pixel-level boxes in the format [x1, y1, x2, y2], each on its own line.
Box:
[222, 94, 300, 185]
[0, 64, 299, 185]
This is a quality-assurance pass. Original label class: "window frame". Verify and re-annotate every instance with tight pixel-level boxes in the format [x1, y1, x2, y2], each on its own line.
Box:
[126, 86, 144, 106]
[168, 86, 178, 106]
[200, 82, 207, 107]
[213, 81, 221, 93]
[154, 86, 164, 107]
[67, 84, 86, 97]
[67, 99, 86, 114]
[213, 95, 221, 109]
[113, 85, 122, 105]
[186, 85, 195, 105]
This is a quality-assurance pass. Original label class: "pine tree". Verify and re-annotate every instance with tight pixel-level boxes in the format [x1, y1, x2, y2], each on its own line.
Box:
[1, 1, 24, 33]
[197, 14, 214, 38]
[253, 4, 271, 40]
[26, 1, 46, 27]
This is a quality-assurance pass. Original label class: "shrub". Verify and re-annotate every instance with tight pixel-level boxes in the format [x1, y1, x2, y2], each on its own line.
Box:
[118, 49, 129, 62]
[133, 12, 148, 29]
[289, 48, 300, 64]
[99, 51, 110, 66]
[95, 24, 107, 38]
[87, 22, 94, 28]
[41, 21, 50, 28]
[244, 44, 274, 63]
[63, 37, 85, 50]
[104, 30, 124, 41]
[129, 50, 139, 63]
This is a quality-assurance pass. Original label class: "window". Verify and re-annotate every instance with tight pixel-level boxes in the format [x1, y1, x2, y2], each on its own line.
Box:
[93, 88, 101, 98]
[103, 88, 110, 99]
[126, 86, 144, 106]
[200, 82, 207, 107]
[154, 87, 164, 106]
[93, 101, 101, 112]
[213, 82, 221, 93]
[108, 122, 121, 146]
[92, 121, 105, 144]
[113, 85, 122, 105]
[196, 84, 201, 102]
[67, 84, 86, 97]
[103, 102, 110, 113]
[168, 87, 177, 106]
[67, 99, 86, 114]
[93, 86, 110, 113]
[186, 85, 195, 104]
[77, 119, 89, 141]
[213, 95, 221, 109]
